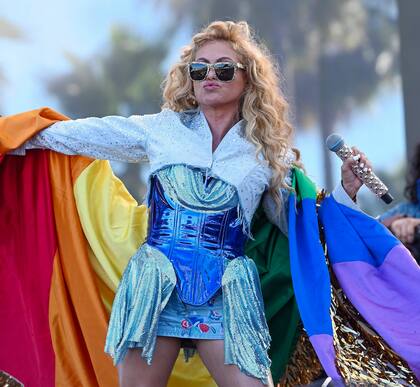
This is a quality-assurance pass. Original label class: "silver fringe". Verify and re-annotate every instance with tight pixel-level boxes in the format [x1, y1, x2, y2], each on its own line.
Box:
[104, 243, 176, 365]
[222, 256, 272, 385]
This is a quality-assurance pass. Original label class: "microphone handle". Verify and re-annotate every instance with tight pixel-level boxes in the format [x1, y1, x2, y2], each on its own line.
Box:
[335, 144, 394, 204]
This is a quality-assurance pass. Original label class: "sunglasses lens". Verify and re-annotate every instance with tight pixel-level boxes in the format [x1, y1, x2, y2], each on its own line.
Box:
[189, 63, 208, 81]
[214, 63, 235, 81]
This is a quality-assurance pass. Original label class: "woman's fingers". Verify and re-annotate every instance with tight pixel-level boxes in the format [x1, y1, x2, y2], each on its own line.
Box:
[342, 157, 356, 172]
[351, 146, 373, 170]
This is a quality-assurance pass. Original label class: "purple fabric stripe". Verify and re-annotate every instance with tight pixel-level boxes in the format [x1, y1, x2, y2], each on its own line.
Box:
[309, 334, 342, 382]
[333, 244, 420, 378]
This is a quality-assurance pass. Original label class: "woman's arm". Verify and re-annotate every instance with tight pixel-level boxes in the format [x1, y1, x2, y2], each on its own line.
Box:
[13, 112, 162, 162]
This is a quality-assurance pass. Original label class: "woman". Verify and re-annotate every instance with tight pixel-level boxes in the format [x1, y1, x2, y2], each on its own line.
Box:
[11, 21, 368, 386]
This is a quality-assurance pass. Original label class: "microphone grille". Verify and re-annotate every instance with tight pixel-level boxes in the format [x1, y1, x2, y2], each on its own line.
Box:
[326, 133, 344, 152]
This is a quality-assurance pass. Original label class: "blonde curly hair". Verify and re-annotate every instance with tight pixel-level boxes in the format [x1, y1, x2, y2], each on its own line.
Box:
[162, 20, 294, 208]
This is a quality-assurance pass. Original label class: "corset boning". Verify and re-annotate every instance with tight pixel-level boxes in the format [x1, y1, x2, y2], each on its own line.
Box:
[146, 175, 248, 305]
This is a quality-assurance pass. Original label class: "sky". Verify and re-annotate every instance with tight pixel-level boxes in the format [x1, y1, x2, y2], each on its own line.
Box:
[0, 0, 407, 191]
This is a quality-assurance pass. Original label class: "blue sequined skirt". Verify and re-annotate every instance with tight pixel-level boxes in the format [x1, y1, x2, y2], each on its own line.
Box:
[157, 288, 224, 340]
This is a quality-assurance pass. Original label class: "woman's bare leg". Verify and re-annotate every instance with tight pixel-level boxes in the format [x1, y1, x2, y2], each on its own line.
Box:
[117, 336, 181, 387]
[194, 339, 273, 387]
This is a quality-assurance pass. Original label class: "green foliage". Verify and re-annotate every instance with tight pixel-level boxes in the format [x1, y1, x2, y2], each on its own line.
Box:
[46, 26, 169, 200]
[47, 26, 167, 118]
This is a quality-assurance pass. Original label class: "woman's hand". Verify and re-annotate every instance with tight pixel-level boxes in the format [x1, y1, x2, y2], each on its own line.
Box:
[390, 217, 420, 244]
[341, 146, 372, 200]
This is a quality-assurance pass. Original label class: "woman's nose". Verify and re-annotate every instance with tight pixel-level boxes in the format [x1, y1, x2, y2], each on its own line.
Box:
[206, 67, 217, 79]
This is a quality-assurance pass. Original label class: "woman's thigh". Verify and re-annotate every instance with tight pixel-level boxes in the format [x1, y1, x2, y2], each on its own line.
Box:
[194, 339, 273, 387]
[117, 336, 181, 387]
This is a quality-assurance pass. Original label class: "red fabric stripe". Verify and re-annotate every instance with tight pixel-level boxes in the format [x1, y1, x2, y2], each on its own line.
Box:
[0, 150, 56, 387]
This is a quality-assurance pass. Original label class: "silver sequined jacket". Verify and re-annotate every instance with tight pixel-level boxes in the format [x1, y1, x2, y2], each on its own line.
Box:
[14, 107, 356, 235]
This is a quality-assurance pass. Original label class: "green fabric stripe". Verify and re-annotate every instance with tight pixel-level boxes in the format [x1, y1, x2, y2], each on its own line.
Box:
[245, 167, 319, 381]
[246, 203, 301, 382]
[291, 167, 318, 202]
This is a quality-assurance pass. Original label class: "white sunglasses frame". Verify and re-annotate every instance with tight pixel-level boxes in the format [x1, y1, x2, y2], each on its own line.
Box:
[187, 61, 246, 82]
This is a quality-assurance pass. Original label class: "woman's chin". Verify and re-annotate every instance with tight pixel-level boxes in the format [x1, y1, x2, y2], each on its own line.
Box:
[197, 97, 239, 109]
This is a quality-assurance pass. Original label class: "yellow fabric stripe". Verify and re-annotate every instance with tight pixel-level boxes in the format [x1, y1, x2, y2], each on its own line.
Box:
[74, 159, 148, 292]
[74, 159, 215, 387]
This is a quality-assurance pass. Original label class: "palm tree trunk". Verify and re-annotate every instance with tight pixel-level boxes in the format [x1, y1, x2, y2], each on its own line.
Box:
[397, 0, 420, 162]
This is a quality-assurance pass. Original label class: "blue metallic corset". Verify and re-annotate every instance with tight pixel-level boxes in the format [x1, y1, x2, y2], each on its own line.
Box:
[146, 175, 248, 305]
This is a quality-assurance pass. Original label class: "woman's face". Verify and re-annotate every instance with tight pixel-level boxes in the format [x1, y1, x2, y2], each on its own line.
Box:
[192, 40, 247, 110]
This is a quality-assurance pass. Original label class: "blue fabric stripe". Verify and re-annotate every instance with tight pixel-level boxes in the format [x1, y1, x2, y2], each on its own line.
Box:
[319, 196, 400, 267]
[288, 193, 333, 336]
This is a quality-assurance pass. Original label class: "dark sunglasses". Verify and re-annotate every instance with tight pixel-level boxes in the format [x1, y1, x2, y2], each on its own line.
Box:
[188, 61, 246, 82]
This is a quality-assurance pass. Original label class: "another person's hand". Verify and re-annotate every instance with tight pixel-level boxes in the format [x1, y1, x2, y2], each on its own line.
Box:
[390, 217, 420, 244]
[341, 146, 372, 200]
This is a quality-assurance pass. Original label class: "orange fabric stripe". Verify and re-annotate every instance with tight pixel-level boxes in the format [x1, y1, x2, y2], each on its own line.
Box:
[48, 152, 118, 387]
[0, 108, 68, 153]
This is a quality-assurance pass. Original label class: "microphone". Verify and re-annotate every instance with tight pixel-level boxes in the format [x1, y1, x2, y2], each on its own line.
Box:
[326, 133, 394, 204]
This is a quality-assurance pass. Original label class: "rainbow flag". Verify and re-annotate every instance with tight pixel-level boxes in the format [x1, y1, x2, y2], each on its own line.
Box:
[1, 108, 419, 385]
